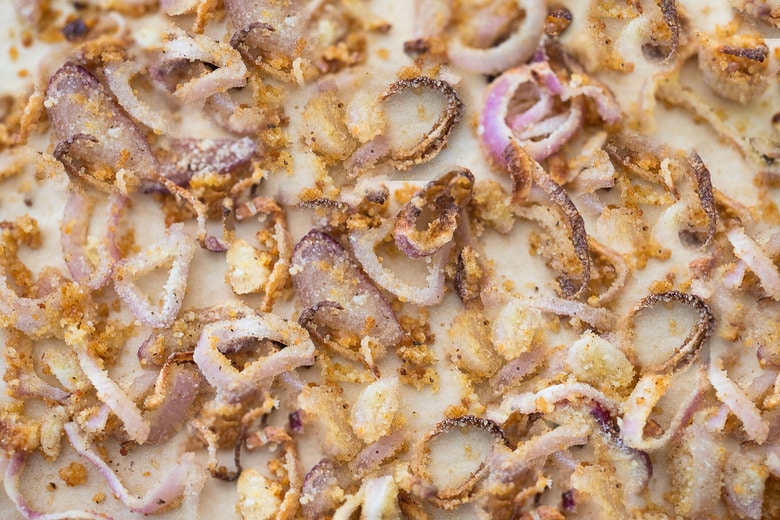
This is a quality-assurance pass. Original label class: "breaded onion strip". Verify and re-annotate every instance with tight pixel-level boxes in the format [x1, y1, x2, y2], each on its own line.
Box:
[61, 191, 124, 290]
[379, 77, 464, 170]
[229, 22, 302, 84]
[156, 28, 247, 104]
[660, 0, 680, 62]
[447, 0, 546, 75]
[4, 453, 110, 520]
[686, 152, 716, 248]
[350, 220, 450, 306]
[410, 415, 509, 508]
[193, 314, 315, 401]
[726, 227, 780, 300]
[103, 59, 174, 135]
[291, 230, 404, 348]
[708, 359, 769, 444]
[349, 428, 408, 479]
[151, 175, 213, 250]
[505, 141, 590, 299]
[64, 422, 203, 514]
[626, 291, 714, 374]
[393, 168, 474, 258]
[619, 370, 704, 451]
[159, 137, 257, 187]
[588, 238, 629, 306]
[0, 267, 58, 337]
[301, 459, 344, 519]
[487, 382, 620, 424]
[113, 222, 195, 329]
[525, 294, 617, 330]
[234, 196, 292, 312]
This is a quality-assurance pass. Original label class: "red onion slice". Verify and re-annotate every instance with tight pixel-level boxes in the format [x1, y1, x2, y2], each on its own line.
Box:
[4, 453, 111, 520]
[685, 152, 716, 248]
[447, 0, 545, 75]
[291, 230, 404, 348]
[103, 59, 175, 135]
[112, 222, 195, 329]
[61, 191, 125, 290]
[193, 314, 315, 401]
[64, 422, 204, 514]
[708, 359, 769, 444]
[350, 220, 450, 306]
[393, 168, 474, 258]
[726, 226, 780, 300]
[158, 137, 257, 187]
[144, 364, 201, 445]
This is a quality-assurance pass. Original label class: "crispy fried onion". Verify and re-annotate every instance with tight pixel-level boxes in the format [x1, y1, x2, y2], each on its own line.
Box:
[726, 226, 780, 300]
[625, 291, 714, 374]
[46, 63, 159, 194]
[697, 32, 770, 105]
[350, 219, 451, 306]
[3, 330, 70, 403]
[158, 137, 257, 188]
[707, 358, 770, 444]
[520, 294, 617, 330]
[291, 230, 404, 348]
[143, 360, 202, 445]
[112, 222, 195, 329]
[151, 28, 247, 104]
[446, 0, 546, 75]
[409, 415, 509, 508]
[193, 313, 315, 402]
[4, 453, 110, 520]
[349, 427, 408, 479]
[505, 141, 590, 299]
[393, 168, 474, 258]
[0, 261, 62, 338]
[233, 196, 292, 312]
[487, 382, 620, 424]
[686, 152, 716, 248]
[731, 0, 780, 27]
[479, 60, 620, 167]
[301, 459, 345, 519]
[64, 422, 205, 514]
[588, 237, 630, 306]
[61, 191, 125, 290]
[379, 77, 464, 170]
[619, 369, 704, 451]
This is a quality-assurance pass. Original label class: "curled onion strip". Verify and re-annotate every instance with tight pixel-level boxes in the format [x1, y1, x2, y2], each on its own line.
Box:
[627, 291, 714, 374]
[301, 459, 343, 519]
[619, 370, 704, 451]
[156, 28, 247, 104]
[4, 453, 110, 520]
[707, 359, 769, 444]
[686, 152, 716, 248]
[393, 168, 474, 258]
[526, 294, 617, 330]
[350, 220, 450, 306]
[150, 175, 214, 250]
[103, 59, 174, 134]
[726, 226, 780, 300]
[447, 0, 546, 75]
[379, 76, 464, 170]
[349, 428, 408, 479]
[61, 191, 125, 290]
[487, 382, 619, 424]
[244, 426, 303, 520]
[410, 416, 509, 508]
[64, 422, 204, 514]
[0, 270, 58, 337]
[588, 237, 629, 306]
[113, 222, 195, 329]
[505, 141, 591, 299]
[193, 314, 315, 401]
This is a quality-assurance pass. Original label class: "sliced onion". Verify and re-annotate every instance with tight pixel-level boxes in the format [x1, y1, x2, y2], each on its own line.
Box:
[726, 226, 780, 301]
[144, 364, 201, 445]
[4, 453, 110, 520]
[64, 422, 204, 514]
[4, 331, 70, 403]
[708, 359, 769, 444]
[349, 427, 408, 479]
[487, 382, 620, 424]
[447, 0, 545, 75]
[524, 294, 617, 330]
[301, 459, 344, 519]
[103, 58, 175, 135]
[61, 191, 125, 290]
[588, 238, 629, 305]
[393, 168, 474, 258]
[193, 314, 315, 401]
[158, 137, 257, 187]
[686, 152, 716, 248]
[291, 230, 404, 348]
[379, 77, 464, 170]
[724, 445, 767, 520]
[350, 220, 450, 306]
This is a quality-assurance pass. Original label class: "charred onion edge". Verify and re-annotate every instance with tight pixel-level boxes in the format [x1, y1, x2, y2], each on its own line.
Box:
[686, 152, 716, 248]
[393, 168, 475, 258]
[112, 222, 195, 329]
[4, 453, 111, 520]
[410, 415, 509, 508]
[504, 140, 590, 299]
[626, 291, 714, 374]
[446, 0, 546, 75]
[660, 0, 680, 62]
[378, 76, 464, 170]
[64, 422, 202, 513]
[720, 44, 769, 62]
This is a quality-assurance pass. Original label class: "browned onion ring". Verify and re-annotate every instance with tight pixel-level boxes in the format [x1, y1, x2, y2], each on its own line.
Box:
[393, 168, 474, 258]
[379, 77, 464, 170]
[504, 141, 590, 299]
[410, 415, 509, 509]
[626, 291, 714, 374]
[686, 152, 716, 248]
